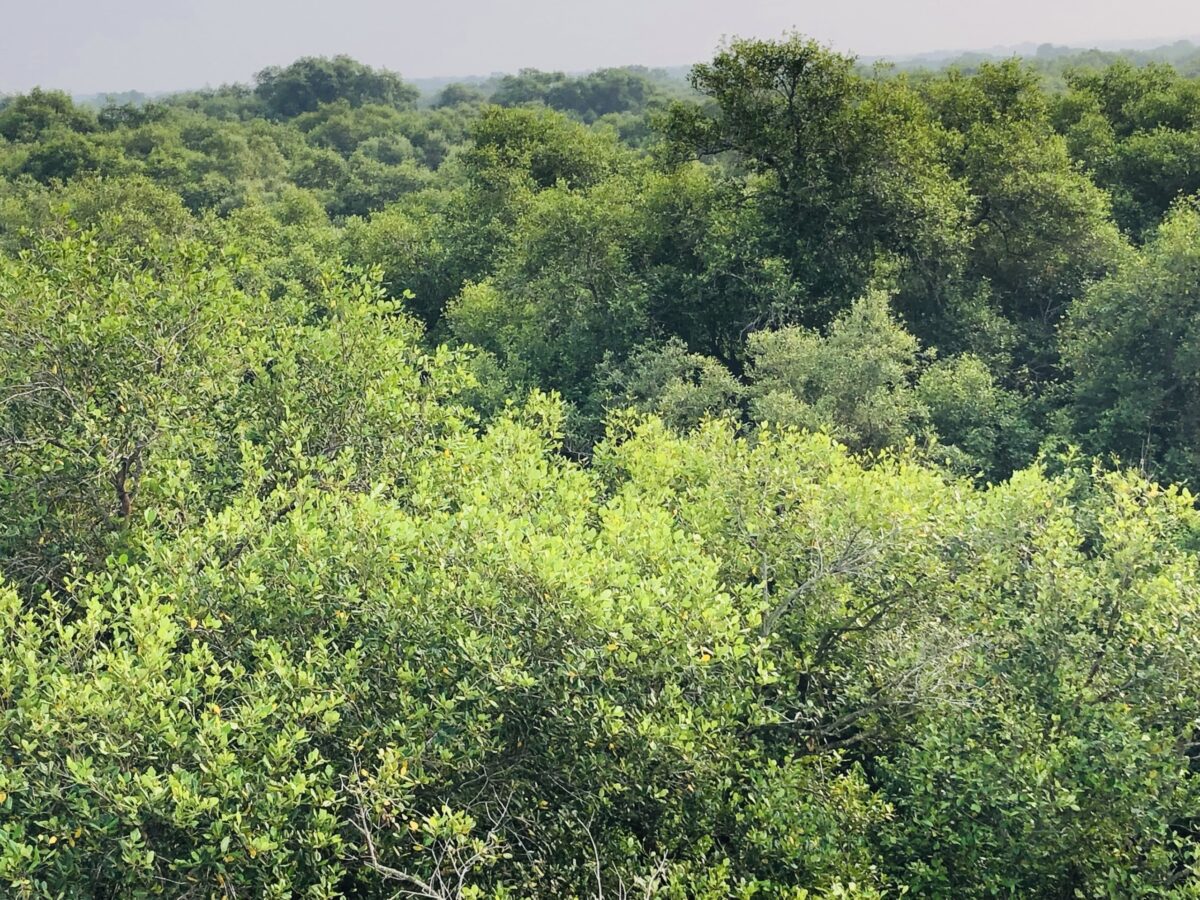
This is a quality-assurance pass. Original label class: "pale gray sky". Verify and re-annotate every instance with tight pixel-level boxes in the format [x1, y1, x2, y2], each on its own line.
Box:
[2, 0, 1198, 93]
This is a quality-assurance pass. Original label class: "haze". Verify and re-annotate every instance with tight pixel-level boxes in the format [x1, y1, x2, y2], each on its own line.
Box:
[3, 0, 1199, 94]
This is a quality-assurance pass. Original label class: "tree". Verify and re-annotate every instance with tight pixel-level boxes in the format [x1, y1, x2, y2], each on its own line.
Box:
[0, 173, 196, 255]
[5, 224, 1200, 896]
[254, 55, 418, 119]
[1055, 62, 1200, 236]
[660, 34, 970, 325]
[590, 338, 743, 435]
[0, 89, 96, 142]
[0, 227, 463, 595]
[879, 466, 1200, 896]
[491, 67, 666, 122]
[5, 36, 1200, 900]
[0, 232, 266, 591]
[915, 354, 1036, 477]
[745, 292, 928, 454]
[490, 68, 569, 108]
[924, 61, 1127, 382]
[97, 101, 169, 131]
[1062, 198, 1200, 483]
[293, 101, 409, 157]
[447, 178, 650, 404]
[433, 82, 486, 108]
[462, 105, 627, 193]
[13, 128, 112, 183]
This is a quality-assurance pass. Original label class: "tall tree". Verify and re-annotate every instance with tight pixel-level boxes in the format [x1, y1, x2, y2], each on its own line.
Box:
[254, 55, 418, 119]
[660, 34, 970, 327]
[1062, 198, 1200, 482]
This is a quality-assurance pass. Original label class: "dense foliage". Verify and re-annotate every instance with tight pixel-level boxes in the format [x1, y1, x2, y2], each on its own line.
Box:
[3, 36, 1200, 898]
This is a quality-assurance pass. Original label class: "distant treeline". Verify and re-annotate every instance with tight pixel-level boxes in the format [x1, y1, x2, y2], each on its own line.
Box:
[45, 37, 1200, 113]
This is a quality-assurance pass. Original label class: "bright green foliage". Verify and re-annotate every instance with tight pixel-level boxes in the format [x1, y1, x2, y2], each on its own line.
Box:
[3, 228, 1200, 893]
[210, 191, 344, 298]
[0, 231, 467, 595]
[0, 233, 265, 590]
[0, 173, 196, 254]
[880, 468, 1200, 896]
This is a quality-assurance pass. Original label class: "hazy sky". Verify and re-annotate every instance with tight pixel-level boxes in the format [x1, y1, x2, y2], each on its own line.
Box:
[3, 0, 1199, 93]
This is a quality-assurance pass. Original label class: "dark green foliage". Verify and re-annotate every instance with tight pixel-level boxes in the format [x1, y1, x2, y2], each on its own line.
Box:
[0, 89, 96, 142]
[915, 354, 1037, 477]
[1063, 200, 1200, 483]
[1056, 62, 1200, 237]
[434, 82, 487, 108]
[492, 67, 673, 122]
[463, 105, 627, 192]
[922, 61, 1127, 382]
[254, 55, 419, 119]
[97, 101, 170, 131]
[661, 35, 971, 326]
[13, 128, 112, 183]
[0, 42, 1191, 478]
[447, 177, 650, 404]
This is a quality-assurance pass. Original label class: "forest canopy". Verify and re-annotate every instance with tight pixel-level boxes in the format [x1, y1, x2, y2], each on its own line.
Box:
[3, 35, 1200, 898]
